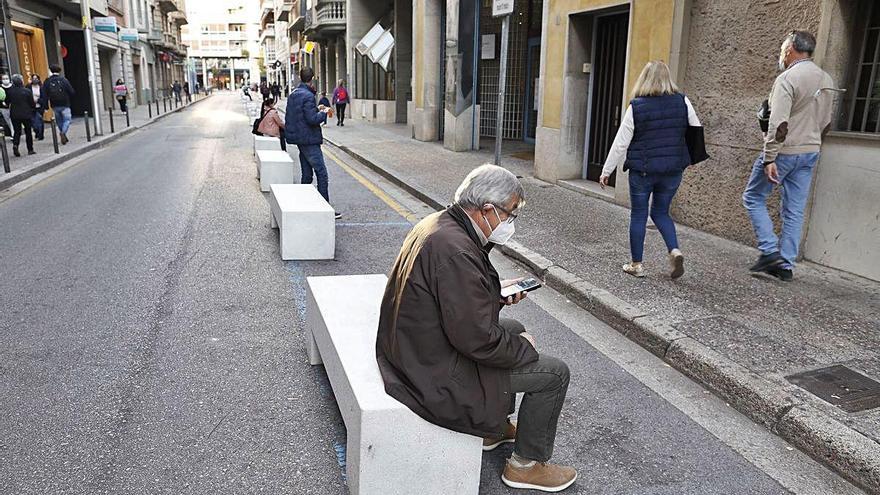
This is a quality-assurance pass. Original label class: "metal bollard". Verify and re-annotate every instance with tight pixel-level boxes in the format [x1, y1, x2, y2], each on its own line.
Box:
[163, 98, 167, 112]
[0, 129, 9, 173]
[50, 119, 59, 154]
[125, 110, 130, 128]
[108, 108, 114, 133]
[84, 111, 91, 142]
[155, 99, 160, 115]
[148, 101, 152, 118]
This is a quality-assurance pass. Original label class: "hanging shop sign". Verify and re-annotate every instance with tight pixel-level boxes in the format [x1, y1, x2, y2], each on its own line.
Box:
[302, 41, 316, 54]
[93, 17, 117, 33]
[119, 28, 138, 42]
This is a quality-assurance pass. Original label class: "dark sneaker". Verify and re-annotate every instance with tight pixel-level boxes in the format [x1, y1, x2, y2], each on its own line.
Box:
[334, 212, 342, 220]
[60, 133, 68, 145]
[766, 265, 793, 282]
[12, 146, 19, 157]
[483, 421, 516, 451]
[749, 252, 784, 272]
[502, 461, 578, 492]
[27, 150, 35, 155]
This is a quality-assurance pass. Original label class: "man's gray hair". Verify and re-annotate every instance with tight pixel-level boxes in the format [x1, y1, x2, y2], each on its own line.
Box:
[454, 164, 525, 210]
[10, 74, 23, 85]
[784, 30, 816, 56]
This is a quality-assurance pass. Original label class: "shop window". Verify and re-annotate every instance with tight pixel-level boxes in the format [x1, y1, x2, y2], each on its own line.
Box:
[848, 2, 880, 132]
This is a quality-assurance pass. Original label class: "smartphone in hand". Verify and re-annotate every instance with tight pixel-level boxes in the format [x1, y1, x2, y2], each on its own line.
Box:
[500, 278, 543, 299]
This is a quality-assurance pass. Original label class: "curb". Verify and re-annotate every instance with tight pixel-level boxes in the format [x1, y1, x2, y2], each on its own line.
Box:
[0, 95, 213, 192]
[323, 136, 880, 493]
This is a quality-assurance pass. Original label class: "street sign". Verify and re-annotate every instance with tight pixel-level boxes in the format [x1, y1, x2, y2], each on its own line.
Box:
[492, 0, 514, 17]
[93, 17, 117, 33]
[119, 28, 138, 42]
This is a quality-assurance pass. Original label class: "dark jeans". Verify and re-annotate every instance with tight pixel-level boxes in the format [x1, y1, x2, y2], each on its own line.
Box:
[31, 111, 44, 139]
[12, 118, 34, 151]
[336, 103, 346, 124]
[296, 144, 329, 202]
[501, 319, 570, 462]
[117, 97, 128, 113]
[628, 171, 683, 262]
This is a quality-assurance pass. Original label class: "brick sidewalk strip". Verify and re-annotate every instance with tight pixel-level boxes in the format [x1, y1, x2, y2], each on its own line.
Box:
[0, 93, 213, 191]
[316, 118, 880, 493]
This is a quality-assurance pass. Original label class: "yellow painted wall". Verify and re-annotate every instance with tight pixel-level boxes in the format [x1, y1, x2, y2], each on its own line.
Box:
[542, 0, 675, 129]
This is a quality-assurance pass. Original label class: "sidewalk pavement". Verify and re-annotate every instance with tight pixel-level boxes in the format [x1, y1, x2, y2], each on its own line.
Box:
[320, 118, 880, 492]
[0, 93, 209, 191]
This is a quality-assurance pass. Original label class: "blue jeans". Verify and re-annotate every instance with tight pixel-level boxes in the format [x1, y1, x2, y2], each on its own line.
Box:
[53, 107, 72, 135]
[742, 152, 819, 269]
[629, 171, 683, 263]
[32, 111, 44, 139]
[296, 144, 329, 202]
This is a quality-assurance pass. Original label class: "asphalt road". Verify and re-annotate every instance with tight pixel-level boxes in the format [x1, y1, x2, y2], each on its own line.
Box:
[0, 94, 862, 494]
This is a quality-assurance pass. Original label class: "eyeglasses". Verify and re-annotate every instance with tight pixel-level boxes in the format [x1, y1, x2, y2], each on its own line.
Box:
[492, 204, 518, 223]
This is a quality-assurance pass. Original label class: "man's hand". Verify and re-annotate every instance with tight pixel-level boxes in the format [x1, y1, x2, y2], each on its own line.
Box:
[500, 278, 527, 306]
[764, 162, 780, 185]
[520, 331, 537, 350]
[599, 175, 609, 189]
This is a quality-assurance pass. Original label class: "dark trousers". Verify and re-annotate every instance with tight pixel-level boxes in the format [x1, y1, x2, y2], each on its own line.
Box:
[278, 135, 287, 151]
[296, 144, 329, 202]
[12, 118, 34, 151]
[628, 171, 683, 262]
[336, 103, 346, 124]
[31, 111, 44, 139]
[501, 319, 570, 462]
[117, 97, 128, 113]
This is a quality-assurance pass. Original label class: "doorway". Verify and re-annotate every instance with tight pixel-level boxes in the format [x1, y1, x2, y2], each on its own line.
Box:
[583, 10, 628, 185]
[133, 62, 143, 105]
[523, 36, 541, 143]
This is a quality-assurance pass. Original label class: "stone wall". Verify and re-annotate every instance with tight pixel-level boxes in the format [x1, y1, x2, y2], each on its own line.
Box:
[675, 0, 823, 244]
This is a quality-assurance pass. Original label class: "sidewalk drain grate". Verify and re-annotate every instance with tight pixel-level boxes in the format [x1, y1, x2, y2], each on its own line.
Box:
[786, 365, 880, 413]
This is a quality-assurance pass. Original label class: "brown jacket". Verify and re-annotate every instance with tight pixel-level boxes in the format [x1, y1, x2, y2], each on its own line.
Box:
[376, 205, 539, 438]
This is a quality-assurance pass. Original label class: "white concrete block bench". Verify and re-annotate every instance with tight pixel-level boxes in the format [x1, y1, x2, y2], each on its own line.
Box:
[305, 274, 481, 495]
[269, 184, 335, 260]
[256, 150, 295, 192]
[253, 134, 282, 157]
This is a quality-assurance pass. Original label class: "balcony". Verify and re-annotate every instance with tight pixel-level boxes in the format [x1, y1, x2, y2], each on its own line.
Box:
[304, 1, 345, 38]
[259, 26, 276, 44]
[275, 0, 294, 22]
[147, 28, 163, 42]
[157, 0, 178, 13]
[169, 11, 187, 26]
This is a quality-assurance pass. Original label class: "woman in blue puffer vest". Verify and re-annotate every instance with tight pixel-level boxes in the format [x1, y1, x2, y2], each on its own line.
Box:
[600, 61, 701, 279]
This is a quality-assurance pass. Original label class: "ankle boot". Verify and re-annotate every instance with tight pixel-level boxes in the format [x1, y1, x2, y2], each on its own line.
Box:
[13, 145, 19, 157]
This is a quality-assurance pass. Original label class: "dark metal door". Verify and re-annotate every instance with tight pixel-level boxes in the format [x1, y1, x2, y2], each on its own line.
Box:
[523, 37, 541, 143]
[583, 11, 628, 184]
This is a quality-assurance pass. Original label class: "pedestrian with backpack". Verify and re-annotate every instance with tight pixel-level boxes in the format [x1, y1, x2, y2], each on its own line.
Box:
[45, 64, 76, 145]
[332, 80, 349, 126]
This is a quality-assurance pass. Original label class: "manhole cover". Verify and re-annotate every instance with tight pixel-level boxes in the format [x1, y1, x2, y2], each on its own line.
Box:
[786, 365, 880, 413]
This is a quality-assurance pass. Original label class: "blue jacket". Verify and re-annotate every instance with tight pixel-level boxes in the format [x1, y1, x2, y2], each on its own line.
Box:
[625, 93, 690, 175]
[285, 83, 327, 145]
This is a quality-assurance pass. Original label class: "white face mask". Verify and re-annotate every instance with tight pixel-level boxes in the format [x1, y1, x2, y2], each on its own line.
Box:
[483, 205, 515, 245]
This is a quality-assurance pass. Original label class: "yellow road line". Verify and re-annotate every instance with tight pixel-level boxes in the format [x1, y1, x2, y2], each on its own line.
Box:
[324, 148, 420, 224]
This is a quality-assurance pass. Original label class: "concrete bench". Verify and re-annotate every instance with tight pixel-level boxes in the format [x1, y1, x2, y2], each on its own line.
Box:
[253, 134, 282, 157]
[256, 150, 295, 192]
[305, 274, 481, 495]
[269, 184, 335, 260]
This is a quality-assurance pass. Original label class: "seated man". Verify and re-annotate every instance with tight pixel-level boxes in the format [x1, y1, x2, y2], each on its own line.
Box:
[376, 164, 577, 492]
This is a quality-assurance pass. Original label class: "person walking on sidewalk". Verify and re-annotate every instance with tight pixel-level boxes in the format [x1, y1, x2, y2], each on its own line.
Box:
[29, 75, 48, 141]
[284, 66, 340, 219]
[114, 79, 128, 113]
[0, 73, 13, 137]
[256, 96, 286, 151]
[599, 61, 701, 279]
[172, 81, 182, 104]
[183, 82, 191, 103]
[45, 64, 75, 145]
[377, 164, 577, 493]
[332, 79, 349, 126]
[7, 74, 36, 157]
[742, 31, 835, 282]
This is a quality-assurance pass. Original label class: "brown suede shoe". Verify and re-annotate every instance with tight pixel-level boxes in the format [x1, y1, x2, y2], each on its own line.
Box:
[482, 420, 517, 451]
[501, 461, 578, 492]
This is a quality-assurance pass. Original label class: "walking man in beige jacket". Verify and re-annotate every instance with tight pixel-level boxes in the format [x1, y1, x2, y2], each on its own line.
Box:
[743, 30, 835, 281]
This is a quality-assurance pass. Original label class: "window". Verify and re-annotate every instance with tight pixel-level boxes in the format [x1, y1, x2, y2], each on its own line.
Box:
[849, 3, 880, 132]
